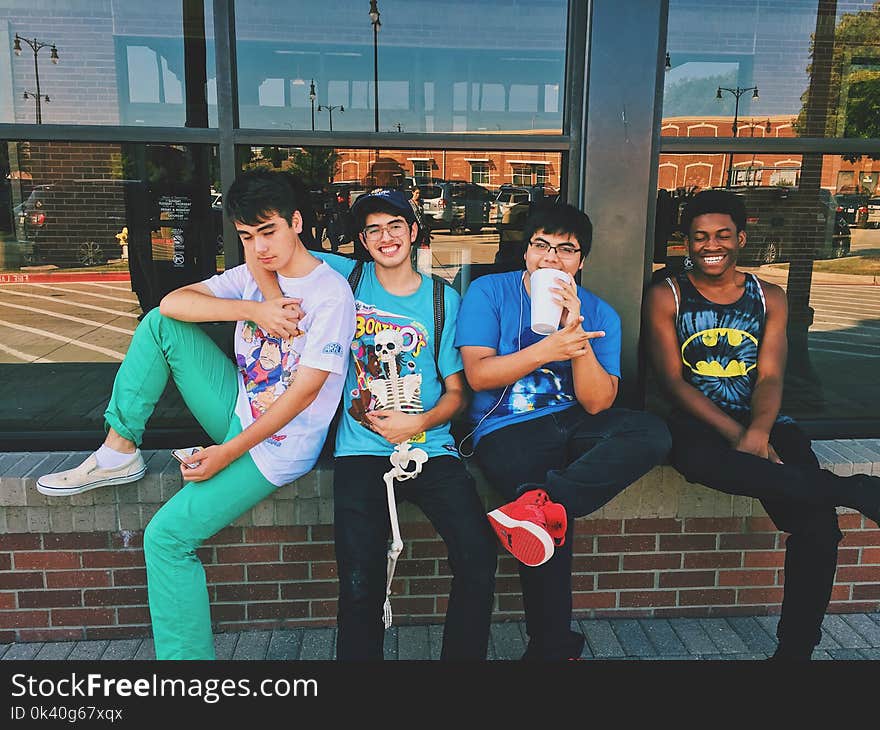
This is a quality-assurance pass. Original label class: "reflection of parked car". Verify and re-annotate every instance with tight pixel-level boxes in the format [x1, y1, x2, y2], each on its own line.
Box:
[658, 186, 850, 265]
[867, 196, 880, 229]
[735, 187, 849, 263]
[489, 184, 558, 229]
[16, 186, 54, 256]
[835, 193, 869, 228]
[494, 187, 561, 249]
[418, 181, 490, 234]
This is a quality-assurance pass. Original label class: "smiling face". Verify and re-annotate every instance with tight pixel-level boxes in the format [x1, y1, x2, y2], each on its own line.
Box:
[523, 228, 584, 279]
[360, 211, 418, 271]
[686, 212, 746, 277]
[235, 210, 303, 276]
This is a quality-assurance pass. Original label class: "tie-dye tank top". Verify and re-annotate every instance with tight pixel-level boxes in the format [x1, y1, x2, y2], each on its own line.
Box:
[666, 271, 767, 418]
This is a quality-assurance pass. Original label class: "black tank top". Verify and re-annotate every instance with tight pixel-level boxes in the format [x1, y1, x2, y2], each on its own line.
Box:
[667, 271, 767, 418]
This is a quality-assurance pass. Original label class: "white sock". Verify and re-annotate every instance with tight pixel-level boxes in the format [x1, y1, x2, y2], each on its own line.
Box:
[95, 444, 136, 469]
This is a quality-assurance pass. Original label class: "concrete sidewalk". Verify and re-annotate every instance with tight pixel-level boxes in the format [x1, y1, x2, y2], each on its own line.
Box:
[3, 613, 879, 661]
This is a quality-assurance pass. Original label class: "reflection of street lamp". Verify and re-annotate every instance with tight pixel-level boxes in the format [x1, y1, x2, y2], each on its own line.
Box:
[14, 34, 59, 124]
[317, 103, 344, 132]
[744, 119, 772, 186]
[369, 0, 381, 133]
[309, 79, 317, 131]
[716, 85, 759, 187]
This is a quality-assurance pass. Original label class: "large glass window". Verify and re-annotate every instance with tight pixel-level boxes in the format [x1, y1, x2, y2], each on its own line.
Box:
[653, 152, 880, 425]
[1, 1, 217, 127]
[235, 0, 567, 133]
[0, 141, 221, 441]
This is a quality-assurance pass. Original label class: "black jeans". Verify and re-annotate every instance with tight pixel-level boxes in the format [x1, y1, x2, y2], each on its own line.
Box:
[668, 414, 845, 654]
[333, 455, 497, 660]
[475, 406, 672, 659]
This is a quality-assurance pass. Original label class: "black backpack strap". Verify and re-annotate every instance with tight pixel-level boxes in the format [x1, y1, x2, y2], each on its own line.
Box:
[347, 259, 364, 294]
[432, 275, 446, 369]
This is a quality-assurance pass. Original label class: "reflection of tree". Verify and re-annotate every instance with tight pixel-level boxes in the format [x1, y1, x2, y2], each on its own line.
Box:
[794, 1, 880, 165]
[663, 71, 738, 117]
[287, 147, 339, 187]
[786, 0, 838, 409]
[261, 146, 288, 168]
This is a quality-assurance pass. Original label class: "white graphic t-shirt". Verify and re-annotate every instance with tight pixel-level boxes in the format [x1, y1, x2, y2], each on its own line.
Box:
[204, 261, 355, 485]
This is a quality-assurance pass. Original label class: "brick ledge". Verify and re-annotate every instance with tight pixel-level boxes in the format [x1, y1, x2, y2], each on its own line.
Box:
[1, 440, 878, 534]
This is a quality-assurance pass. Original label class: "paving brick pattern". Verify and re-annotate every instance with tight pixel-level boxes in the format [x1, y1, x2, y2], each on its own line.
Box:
[2, 613, 879, 661]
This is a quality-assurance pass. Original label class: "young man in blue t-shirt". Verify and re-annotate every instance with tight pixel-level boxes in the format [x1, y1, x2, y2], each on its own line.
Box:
[455, 202, 671, 660]
[252, 188, 496, 661]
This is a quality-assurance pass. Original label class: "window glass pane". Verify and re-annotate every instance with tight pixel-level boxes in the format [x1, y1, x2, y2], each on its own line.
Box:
[0, 140, 221, 440]
[239, 145, 562, 296]
[235, 0, 567, 133]
[1, 1, 216, 127]
[664, 1, 880, 140]
[652, 152, 880, 423]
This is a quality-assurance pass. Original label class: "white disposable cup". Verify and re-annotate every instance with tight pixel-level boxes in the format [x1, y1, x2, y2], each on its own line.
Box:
[529, 268, 571, 335]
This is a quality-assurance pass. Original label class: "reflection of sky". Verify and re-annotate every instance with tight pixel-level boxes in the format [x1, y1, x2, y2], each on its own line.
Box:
[233, 0, 568, 131]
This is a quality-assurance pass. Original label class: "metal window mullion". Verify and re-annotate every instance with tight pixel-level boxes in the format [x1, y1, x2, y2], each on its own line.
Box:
[564, 0, 590, 207]
[214, 0, 241, 267]
[230, 128, 570, 152]
[0, 123, 219, 144]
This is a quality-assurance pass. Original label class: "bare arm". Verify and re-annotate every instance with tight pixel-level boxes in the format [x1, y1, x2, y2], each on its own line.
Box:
[460, 317, 600, 390]
[365, 370, 469, 444]
[159, 282, 259, 323]
[242, 247, 304, 339]
[736, 281, 787, 462]
[643, 282, 745, 445]
[179, 365, 330, 481]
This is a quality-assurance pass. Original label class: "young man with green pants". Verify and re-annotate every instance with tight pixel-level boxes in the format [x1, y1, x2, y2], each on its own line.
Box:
[36, 169, 356, 659]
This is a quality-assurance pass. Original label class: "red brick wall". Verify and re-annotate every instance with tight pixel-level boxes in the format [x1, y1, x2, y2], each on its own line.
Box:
[2, 515, 878, 643]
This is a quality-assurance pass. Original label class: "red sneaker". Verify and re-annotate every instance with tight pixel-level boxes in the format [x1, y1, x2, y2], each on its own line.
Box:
[542, 500, 568, 547]
[487, 489, 564, 567]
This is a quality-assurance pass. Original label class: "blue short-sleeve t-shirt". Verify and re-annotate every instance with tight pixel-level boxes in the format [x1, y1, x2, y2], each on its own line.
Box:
[454, 269, 621, 446]
[315, 252, 463, 458]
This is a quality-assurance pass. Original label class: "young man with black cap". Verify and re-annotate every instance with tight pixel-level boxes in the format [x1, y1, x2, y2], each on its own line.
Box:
[251, 187, 496, 661]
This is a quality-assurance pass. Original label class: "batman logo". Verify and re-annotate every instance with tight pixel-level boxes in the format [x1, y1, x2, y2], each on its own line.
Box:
[680, 327, 758, 378]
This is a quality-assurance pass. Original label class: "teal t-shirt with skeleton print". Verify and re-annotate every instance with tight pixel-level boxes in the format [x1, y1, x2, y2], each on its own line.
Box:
[314, 253, 463, 458]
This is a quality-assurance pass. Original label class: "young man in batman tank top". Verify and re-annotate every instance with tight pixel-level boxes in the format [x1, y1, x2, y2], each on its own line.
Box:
[644, 189, 880, 660]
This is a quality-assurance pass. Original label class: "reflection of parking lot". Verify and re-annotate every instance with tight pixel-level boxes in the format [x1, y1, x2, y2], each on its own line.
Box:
[0, 278, 140, 363]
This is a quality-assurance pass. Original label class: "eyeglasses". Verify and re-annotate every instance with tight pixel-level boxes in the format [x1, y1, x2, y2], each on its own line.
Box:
[363, 220, 410, 242]
[529, 239, 581, 257]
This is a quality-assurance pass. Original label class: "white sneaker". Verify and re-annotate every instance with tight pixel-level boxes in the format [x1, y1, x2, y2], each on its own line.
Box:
[36, 450, 147, 496]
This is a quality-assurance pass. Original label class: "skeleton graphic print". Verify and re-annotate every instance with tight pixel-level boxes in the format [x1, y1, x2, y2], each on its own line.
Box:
[348, 302, 427, 428]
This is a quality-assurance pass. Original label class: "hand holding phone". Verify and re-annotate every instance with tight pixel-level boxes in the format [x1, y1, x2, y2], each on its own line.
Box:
[172, 446, 204, 469]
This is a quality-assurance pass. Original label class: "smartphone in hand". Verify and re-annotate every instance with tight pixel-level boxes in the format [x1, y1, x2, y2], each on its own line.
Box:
[171, 446, 204, 469]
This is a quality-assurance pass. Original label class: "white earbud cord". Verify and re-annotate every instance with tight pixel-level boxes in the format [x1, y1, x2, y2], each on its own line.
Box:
[457, 271, 527, 458]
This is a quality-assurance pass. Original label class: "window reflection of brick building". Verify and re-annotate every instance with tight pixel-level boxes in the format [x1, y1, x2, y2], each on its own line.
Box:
[331, 147, 560, 192]
[659, 115, 880, 194]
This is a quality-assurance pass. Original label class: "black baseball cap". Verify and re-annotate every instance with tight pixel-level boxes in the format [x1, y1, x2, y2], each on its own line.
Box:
[350, 188, 417, 229]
